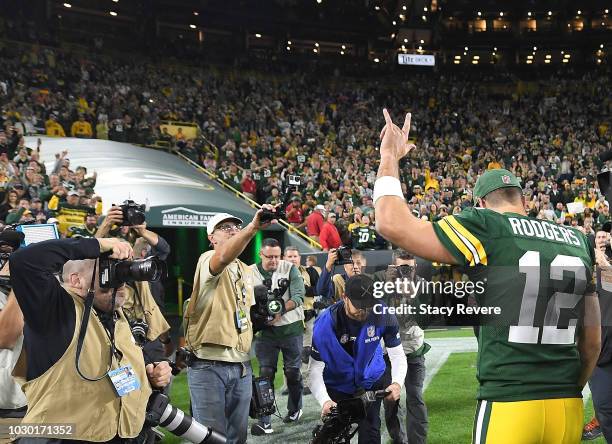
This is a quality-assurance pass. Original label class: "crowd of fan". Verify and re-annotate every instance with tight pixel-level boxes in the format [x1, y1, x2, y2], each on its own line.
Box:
[1, 42, 611, 249]
[0, 120, 99, 236]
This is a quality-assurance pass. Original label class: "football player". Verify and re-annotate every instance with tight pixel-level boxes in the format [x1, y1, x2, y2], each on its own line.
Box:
[374, 109, 601, 444]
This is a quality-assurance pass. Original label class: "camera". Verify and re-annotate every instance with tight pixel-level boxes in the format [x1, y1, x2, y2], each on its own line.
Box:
[119, 200, 146, 226]
[260, 175, 302, 224]
[145, 391, 225, 444]
[128, 318, 149, 347]
[99, 254, 167, 289]
[249, 376, 276, 419]
[396, 264, 416, 280]
[335, 246, 353, 266]
[311, 390, 387, 444]
[253, 278, 289, 319]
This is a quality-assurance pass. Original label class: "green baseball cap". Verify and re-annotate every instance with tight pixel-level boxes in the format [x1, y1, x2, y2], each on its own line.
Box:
[473, 169, 522, 202]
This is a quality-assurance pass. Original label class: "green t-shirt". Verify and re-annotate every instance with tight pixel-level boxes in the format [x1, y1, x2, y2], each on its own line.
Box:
[432, 208, 595, 401]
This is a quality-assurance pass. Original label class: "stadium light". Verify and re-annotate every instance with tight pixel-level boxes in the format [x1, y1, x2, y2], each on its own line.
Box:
[340, 50, 345, 55]
[494, 47, 498, 51]
[546, 54, 551, 59]
[544, 59, 551, 64]
[342, 44, 346, 49]
[255, 33, 262, 38]
[402, 5, 407, 10]
[527, 55, 533, 59]
[374, 58, 380, 63]
[391, 33, 395, 38]
[420, 39, 425, 44]
[564, 54, 571, 58]
[109, 11, 117, 16]
[375, 6, 380, 11]
[393, 20, 397, 25]
[63, 2, 71, 7]
[472, 60, 479, 64]
[563, 59, 569, 63]
[492, 51, 496, 55]
[286, 46, 290, 51]
[533, 46, 537, 50]
[527, 11, 532, 17]
[404, 38, 408, 43]
[548, 11, 552, 16]
[288, 40, 292, 45]
[424, 7, 428, 11]
[601, 44, 605, 48]
[577, 10, 581, 15]
[313, 48, 318, 53]
[463, 51, 467, 55]
[189, 24, 196, 29]
[454, 55, 461, 59]
[399, 14, 405, 20]
[193, 11, 198, 16]
[421, 15, 426, 20]
[316, 0, 322, 4]
[606, 9, 609, 14]
[477, 11, 482, 16]
[597, 58, 602, 63]
[112, 0, 119, 2]
[418, 46, 422, 50]
[315, 42, 319, 47]
[464, 46, 468, 50]
[499, 12, 504, 17]
[526, 60, 533, 64]
[454, 60, 460, 64]
[473, 55, 480, 59]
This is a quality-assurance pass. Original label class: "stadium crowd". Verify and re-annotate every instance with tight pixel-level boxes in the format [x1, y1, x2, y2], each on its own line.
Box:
[0, 43, 611, 249]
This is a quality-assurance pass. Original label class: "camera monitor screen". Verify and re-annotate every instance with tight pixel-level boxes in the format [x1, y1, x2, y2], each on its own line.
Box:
[16, 223, 60, 246]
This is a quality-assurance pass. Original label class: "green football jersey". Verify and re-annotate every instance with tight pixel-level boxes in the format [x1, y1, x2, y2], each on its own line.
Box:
[433, 208, 595, 401]
[352, 226, 378, 250]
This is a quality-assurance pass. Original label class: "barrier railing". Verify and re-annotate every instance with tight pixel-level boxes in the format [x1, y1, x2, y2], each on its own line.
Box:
[175, 151, 323, 250]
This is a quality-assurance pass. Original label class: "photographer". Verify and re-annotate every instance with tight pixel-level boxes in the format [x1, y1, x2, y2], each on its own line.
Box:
[184, 209, 273, 444]
[9, 237, 172, 443]
[250, 238, 305, 436]
[316, 248, 366, 302]
[373, 250, 430, 444]
[0, 229, 26, 423]
[96, 207, 172, 362]
[309, 274, 408, 444]
[283, 246, 320, 394]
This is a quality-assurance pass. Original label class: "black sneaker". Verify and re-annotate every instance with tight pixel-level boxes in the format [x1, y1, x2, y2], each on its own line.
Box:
[303, 386, 311, 395]
[283, 409, 303, 423]
[251, 422, 273, 435]
[582, 418, 602, 441]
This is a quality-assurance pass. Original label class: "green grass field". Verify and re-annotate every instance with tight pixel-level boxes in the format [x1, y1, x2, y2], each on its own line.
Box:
[163, 330, 604, 443]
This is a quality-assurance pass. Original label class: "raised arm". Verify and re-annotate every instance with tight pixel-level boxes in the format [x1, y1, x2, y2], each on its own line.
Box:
[374, 109, 457, 265]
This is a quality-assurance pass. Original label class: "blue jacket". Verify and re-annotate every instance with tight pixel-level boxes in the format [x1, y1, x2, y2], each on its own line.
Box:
[313, 301, 386, 394]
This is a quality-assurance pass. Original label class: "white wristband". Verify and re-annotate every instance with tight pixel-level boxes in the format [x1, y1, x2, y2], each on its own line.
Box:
[373, 176, 404, 205]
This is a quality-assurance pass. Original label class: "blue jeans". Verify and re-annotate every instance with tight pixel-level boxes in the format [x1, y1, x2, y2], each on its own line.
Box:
[255, 334, 303, 425]
[187, 360, 252, 444]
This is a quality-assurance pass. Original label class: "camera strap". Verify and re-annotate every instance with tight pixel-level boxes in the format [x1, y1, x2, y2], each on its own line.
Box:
[74, 259, 117, 381]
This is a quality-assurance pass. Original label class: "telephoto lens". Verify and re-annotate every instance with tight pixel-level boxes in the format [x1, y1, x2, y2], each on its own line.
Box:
[146, 392, 226, 444]
[115, 256, 167, 282]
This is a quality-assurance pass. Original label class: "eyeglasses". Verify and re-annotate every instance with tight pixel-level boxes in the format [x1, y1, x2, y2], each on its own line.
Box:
[216, 223, 241, 232]
[261, 252, 281, 260]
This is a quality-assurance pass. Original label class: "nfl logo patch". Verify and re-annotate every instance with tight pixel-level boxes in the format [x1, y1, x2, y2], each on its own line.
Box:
[340, 334, 349, 344]
[501, 175, 511, 184]
[367, 326, 375, 337]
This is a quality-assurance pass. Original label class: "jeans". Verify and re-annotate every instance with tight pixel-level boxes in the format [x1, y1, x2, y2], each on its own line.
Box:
[590, 363, 612, 442]
[187, 360, 252, 444]
[383, 355, 428, 444]
[255, 334, 303, 425]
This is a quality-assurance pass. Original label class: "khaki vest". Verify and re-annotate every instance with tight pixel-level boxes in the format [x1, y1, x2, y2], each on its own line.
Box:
[185, 253, 253, 356]
[123, 282, 170, 342]
[20, 290, 152, 441]
[251, 260, 304, 327]
[332, 274, 346, 302]
[298, 266, 313, 310]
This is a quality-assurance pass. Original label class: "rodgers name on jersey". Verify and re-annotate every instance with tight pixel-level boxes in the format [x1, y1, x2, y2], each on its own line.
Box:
[507, 217, 581, 247]
[433, 207, 595, 402]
